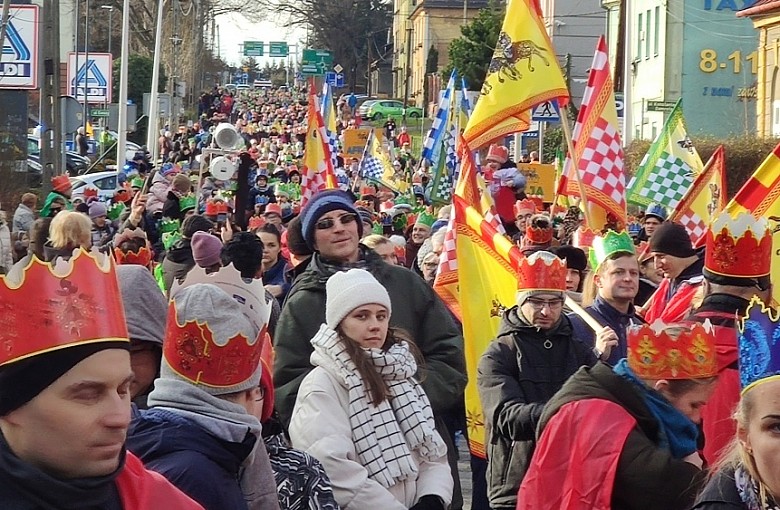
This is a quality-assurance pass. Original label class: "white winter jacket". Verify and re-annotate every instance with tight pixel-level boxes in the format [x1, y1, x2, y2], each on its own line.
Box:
[0, 217, 14, 274]
[289, 365, 453, 510]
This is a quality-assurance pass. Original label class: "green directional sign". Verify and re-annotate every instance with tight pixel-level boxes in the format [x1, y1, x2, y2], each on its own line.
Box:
[243, 41, 264, 57]
[302, 49, 333, 67]
[300, 64, 322, 76]
[269, 41, 289, 57]
[646, 100, 677, 113]
[90, 108, 110, 118]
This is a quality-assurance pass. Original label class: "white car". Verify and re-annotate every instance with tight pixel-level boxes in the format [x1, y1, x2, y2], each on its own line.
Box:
[70, 171, 120, 201]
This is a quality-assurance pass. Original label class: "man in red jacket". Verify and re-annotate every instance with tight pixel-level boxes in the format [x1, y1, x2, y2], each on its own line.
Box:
[0, 249, 202, 509]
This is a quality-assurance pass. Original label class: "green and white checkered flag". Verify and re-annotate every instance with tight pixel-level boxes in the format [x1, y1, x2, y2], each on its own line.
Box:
[626, 99, 703, 209]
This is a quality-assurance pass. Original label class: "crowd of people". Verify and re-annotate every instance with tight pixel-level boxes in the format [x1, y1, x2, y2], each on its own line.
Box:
[0, 83, 779, 510]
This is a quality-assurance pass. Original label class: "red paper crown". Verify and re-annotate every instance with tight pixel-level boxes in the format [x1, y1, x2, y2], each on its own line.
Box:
[525, 221, 553, 245]
[0, 250, 129, 366]
[51, 174, 71, 193]
[205, 201, 219, 217]
[517, 252, 567, 291]
[114, 189, 131, 203]
[513, 199, 537, 219]
[360, 186, 376, 198]
[264, 203, 282, 216]
[572, 227, 598, 249]
[113, 246, 153, 267]
[83, 187, 99, 200]
[164, 303, 264, 388]
[627, 320, 718, 380]
[248, 216, 266, 230]
[486, 144, 509, 164]
[704, 214, 771, 279]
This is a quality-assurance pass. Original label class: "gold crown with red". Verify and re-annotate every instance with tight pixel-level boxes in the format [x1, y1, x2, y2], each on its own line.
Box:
[166, 264, 272, 387]
[0, 250, 129, 367]
[627, 320, 718, 380]
[513, 199, 537, 219]
[517, 251, 567, 291]
[704, 213, 771, 279]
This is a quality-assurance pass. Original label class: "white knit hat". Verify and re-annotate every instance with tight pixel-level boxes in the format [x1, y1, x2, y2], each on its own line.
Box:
[325, 269, 392, 329]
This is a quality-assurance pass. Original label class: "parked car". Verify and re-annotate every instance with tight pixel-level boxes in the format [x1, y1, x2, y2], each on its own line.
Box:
[27, 135, 90, 175]
[104, 130, 143, 163]
[365, 100, 423, 121]
[70, 171, 119, 201]
[17, 155, 42, 188]
[358, 100, 380, 119]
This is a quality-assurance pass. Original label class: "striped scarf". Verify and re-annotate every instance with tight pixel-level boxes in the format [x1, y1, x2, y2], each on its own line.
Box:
[310, 325, 447, 488]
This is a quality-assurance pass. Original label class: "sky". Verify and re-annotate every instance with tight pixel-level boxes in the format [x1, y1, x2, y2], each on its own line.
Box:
[215, 12, 307, 68]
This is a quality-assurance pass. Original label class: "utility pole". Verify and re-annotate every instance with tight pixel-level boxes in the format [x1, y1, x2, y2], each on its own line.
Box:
[117, 0, 130, 167]
[402, 26, 412, 125]
[0, 0, 11, 53]
[463, 0, 468, 25]
[366, 35, 371, 96]
[40, 0, 63, 190]
[146, 0, 166, 165]
[83, 0, 90, 131]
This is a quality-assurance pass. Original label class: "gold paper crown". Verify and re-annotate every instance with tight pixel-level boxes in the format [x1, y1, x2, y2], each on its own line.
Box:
[627, 320, 718, 380]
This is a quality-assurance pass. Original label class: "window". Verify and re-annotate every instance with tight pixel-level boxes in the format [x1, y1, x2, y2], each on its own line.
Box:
[94, 176, 117, 190]
[637, 12, 643, 60]
[645, 10, 651, 60]
[654, 6, 660, 56]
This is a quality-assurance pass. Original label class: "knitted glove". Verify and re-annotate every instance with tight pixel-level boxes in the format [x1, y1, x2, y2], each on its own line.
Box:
[409, 495, 446, 510]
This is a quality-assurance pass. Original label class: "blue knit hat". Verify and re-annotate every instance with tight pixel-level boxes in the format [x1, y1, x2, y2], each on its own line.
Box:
[300, 190, 362, 250]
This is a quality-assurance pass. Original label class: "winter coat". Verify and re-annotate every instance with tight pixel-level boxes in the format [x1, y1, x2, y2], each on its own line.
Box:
[247, 186, 276, 212]
[161, 238, 195, 292]
[127, 408, 256, 510]
[568, 295, 645, 366]
[262, 257, 291, 306]
[0, 220, 13, 274]
[91, 223, 117, 251]
[289, 363, 453, 510]
[162, 191, 184, 222]
[643, 256, 705, 323]
[273, 248, 467, 427]
[691, 468, 748, 509]
[12, 203, 35, 233]
[147, 173, 170, 216]
[536, 362, 706, 509]
[477, 308, 595, 509]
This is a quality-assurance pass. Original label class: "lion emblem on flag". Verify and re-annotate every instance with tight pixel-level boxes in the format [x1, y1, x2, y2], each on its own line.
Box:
[482, 32, 551, 95]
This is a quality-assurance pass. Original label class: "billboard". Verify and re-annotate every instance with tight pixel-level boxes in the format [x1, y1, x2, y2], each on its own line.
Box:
[0, 5, 39, 89]
[67, 53, 113, 104]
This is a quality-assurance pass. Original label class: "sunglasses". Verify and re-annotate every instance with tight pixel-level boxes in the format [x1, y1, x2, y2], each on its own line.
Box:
[315, 213, 358, 230]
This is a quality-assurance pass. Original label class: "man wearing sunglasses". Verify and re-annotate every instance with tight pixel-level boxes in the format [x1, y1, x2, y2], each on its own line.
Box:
[274, 189, 467, 507]
[477, 251, 597, 510]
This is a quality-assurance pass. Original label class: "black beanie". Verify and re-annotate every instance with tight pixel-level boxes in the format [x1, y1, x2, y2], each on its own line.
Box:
[286, 216, 313, 258]
[181, 214, 214, 239]
[553, 245, 588, 272]
[649, 222, 695, 258]
[0, 342, 130, 416]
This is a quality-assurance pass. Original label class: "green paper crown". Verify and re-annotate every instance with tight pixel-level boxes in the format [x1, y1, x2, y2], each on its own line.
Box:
[160, 218, 181, 235]
[276, 182, 295, 198]
[162, 231, 183, 251]
[130, 177, 145, 189]
[394, 196, 412, 207]
[106, 202, 126, 221]
[393, 214, 407, 232]
[179, 194, 197, 212]
[372, 221, 384, 235]
[415, 211, 436, 228]
[588, 230, 636, 270]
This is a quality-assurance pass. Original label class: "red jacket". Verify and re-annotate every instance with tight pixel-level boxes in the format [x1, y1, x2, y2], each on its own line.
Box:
[643, 275, 704, 323]
[117, 452, 204, 509]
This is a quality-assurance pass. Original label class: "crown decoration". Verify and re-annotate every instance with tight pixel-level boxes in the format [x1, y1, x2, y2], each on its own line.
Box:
[588, 230, 636, 271]
[738, 297, 780, 394]
[372, 221, 384, 235]
[627, 320, 718, 380]
[415, 211, 436, 228]
[179, 194, 197, 213]
[106, 202, 126, 221]
[114, 188, 132, 203]
[51, 174, 71, 193]
[517, 251, 567, 291]
[204, 200, 219, 217]
[0, 249, 129, 366]
[170, 263, 272, 347]
[130, 176, 145, 189]
[379, 200, 395, 214]
[525, 218, 553, 245]
[83, 187, 99, 200]
[162, 231, 183, 251]
[355, 199, 373, 210]
[360, 186, 377, 198]
[705, 213, 771, 279]
[159, 218, 181, 235]
[645, 202, 668, 221]
[114, 245, 153, 267]
[514, 199, 537, 219]
[393, 214, 408, 232]
[248, 216, 266, 231]
[276, 182, 295, 198]
[486, 144, 509, 164]
[572, 227, 598, 249]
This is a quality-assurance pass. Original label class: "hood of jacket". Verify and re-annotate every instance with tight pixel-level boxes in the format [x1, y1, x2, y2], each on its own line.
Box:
[128, 408, 255, 477]
[165, 238, 194, 264]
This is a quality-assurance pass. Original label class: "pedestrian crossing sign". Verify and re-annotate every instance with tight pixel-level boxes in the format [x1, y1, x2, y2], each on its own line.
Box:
[531, 100, 561, 123]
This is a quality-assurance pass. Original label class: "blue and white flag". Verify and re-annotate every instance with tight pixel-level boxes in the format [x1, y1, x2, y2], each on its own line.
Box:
[421, 71, 456, 168]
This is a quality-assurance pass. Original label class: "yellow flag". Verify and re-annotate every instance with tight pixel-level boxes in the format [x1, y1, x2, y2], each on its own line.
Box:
[724, 143, 780, 306]
[463, 0, 569, 149]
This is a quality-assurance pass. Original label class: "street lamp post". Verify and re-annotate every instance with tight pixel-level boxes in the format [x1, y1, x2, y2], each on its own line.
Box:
[83, 0, 90, 134]
[101, 5, 114, 55]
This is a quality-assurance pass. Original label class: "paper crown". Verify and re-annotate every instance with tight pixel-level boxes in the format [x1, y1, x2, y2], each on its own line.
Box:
[704, 213, 771, 279]
[486, 144, 509, 164]
[114, 188, 131, 203]
[517, 251, 567, 291]
[645, 203, 668, 221]
[415, 212, 436, 228]
[360, 186, 376, 198]
[627, 320, 718, 380]
[524, 215, 554, 245]
[159, 218, 181, 235]
[83, 187, 99, 200]
[379, 200, 395, 214]
[588, 230, 636, 270]
[275, 182, 294, 198]
[130, 176, 145, 189]
[572, 227, 598, 249]
[162, 231, 183, 251]
[106, 202, 126, 221]
[51, 174, 71, 193]
[248, 216, 266, 231]
[114, 245, 153, 267]
[264, 203, 282, 216]
[166, 264, 272, 387]
[513, 199, 536, 218]
[0, 250, 129, 366]
[738, 297, 780, 394]
[179, 194, 197, 212]
[204, 200, 228, 217]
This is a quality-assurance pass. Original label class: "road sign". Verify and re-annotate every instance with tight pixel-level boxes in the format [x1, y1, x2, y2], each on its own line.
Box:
[90, 108, 110, 118]
[0, 5, 39, 89]
[325, 72, 344, 87]
[269, 42, 289, 57]
[302, 49, 333, 68]
[334, 64, 344, 74]
[531, 100, 560, 122]
[646, 100, 677, 112]
[243, 41, 264, 57]
[301, 64, 322, 76]
[67, 53, 113, 103]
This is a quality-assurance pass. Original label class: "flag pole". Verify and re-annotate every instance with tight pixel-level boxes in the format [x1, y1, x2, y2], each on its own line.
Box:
[559, 104, 595, 228]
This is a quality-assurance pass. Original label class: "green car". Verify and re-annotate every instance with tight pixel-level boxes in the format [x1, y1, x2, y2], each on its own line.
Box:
[366, 100, 423, 121]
